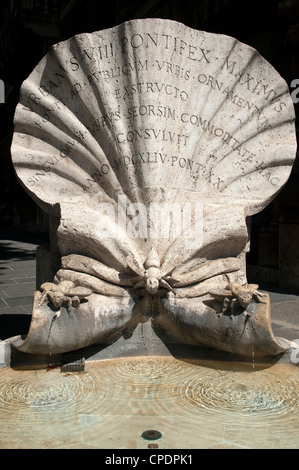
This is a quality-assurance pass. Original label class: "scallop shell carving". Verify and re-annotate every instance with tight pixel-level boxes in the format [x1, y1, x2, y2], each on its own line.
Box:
[12, 18, 296, 216]
[10, 19, 297, 358]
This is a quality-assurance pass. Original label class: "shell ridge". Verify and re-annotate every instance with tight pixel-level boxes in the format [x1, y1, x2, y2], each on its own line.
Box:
[16, 68, 138, 203]
[108, 21, 170, 194]
[40, 43, 112, 143]
[198, 117, 295, 197]
[189, 76, 294, 196]
[11, 19, 297, 216]
[192, 37, 242, 122]
[14, 113, 107, 175]
[189, 47, 259, 166]
[69, 30, 150, 196]
[222, 159, 291, 188]
[190, 45, 286, 150]
[196, 47, 259, 127]
[15, 77, 107, 159]
[217, 115, 296, 172]
[68, 34, 120, 146]
[21, 86, 113, 171]
[14, 159, 88, 201]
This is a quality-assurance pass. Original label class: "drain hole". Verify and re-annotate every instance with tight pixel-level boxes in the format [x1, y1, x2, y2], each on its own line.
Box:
[141, 430, 162, 441]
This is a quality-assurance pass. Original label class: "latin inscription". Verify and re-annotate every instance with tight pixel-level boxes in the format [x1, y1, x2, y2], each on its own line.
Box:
[19, 27, 290, 195]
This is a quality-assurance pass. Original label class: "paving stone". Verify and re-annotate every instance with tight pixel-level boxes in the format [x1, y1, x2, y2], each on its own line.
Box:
[271, 301, 299, 328]
[3, 263, 35, 272]
[0, 282, 18, 290]
[0, 299, 8, 309]
[0, 266, 14, 277]
[0, 279, 17, 286]
[23, 305, 34, 314]
[269, 292, 299, 303]
[271, 324, 299, 341]
[2, 282, 35, 298]
[14, 277, 36, 284]
[4, 296, 34, 308]
[0, 306, 31, 315]
[8, 258, 36, 266]
[0, 271, 35, 282]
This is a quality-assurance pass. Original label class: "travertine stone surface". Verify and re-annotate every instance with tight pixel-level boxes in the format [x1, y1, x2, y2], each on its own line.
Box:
[12, 19, 296, 214]
[10, 19, 297, 357]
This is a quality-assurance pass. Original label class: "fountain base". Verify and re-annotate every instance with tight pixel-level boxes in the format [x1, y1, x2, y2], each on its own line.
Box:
[0, 352, 298, 449]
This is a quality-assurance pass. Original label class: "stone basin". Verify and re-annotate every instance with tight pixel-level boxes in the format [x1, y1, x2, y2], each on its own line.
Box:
[0, 326, 298, 449]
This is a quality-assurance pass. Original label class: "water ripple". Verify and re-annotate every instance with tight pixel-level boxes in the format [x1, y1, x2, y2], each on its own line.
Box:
[182, 368, 299, 417]
[0, 357, 298, 449]
[0, 370, 96, 414]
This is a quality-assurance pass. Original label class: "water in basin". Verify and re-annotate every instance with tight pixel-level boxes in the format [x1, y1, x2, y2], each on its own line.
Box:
[0, 356, 298, 449]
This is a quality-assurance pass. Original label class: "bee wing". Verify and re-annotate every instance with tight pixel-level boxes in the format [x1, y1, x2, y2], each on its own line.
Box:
[58, 202, 146, 277]
[163, 258, 241, 287]
[161, 205, 247, 282]
[125, 254, 144, 277]
[61, 254, 137, 287]
[40, 282, 55, 292]
[68, 287, 93, 299]
[208, 289, 234, 300]
[247, 283, 259, 291]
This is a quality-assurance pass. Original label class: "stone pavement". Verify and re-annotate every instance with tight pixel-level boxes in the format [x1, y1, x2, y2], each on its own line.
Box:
[0, 226, 299, 344]
[0, 226, 44, 340]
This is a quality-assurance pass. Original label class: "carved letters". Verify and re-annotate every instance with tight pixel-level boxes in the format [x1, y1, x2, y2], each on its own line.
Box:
[12, 19, 296, 214]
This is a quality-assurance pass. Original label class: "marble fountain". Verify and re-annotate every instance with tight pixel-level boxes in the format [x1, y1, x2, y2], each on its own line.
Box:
[0, 19, 298, 449]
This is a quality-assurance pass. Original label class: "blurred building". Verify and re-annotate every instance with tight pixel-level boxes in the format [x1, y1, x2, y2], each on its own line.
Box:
[0, 0, 298, 290]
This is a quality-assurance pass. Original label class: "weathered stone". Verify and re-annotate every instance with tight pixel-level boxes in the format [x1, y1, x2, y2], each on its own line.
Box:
[36, 244, 60, 288]
[10, 19, 297, 357]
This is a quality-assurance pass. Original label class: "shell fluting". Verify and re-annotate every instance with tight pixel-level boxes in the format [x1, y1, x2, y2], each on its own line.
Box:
[11, 19, 296, 217]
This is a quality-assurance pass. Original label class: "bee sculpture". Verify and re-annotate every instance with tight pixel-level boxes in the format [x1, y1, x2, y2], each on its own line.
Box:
[43, 248, 261, 318]
[128, 248, 174, 295]
[38, 280, 92, 315]
[209, 282, 266, 317]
